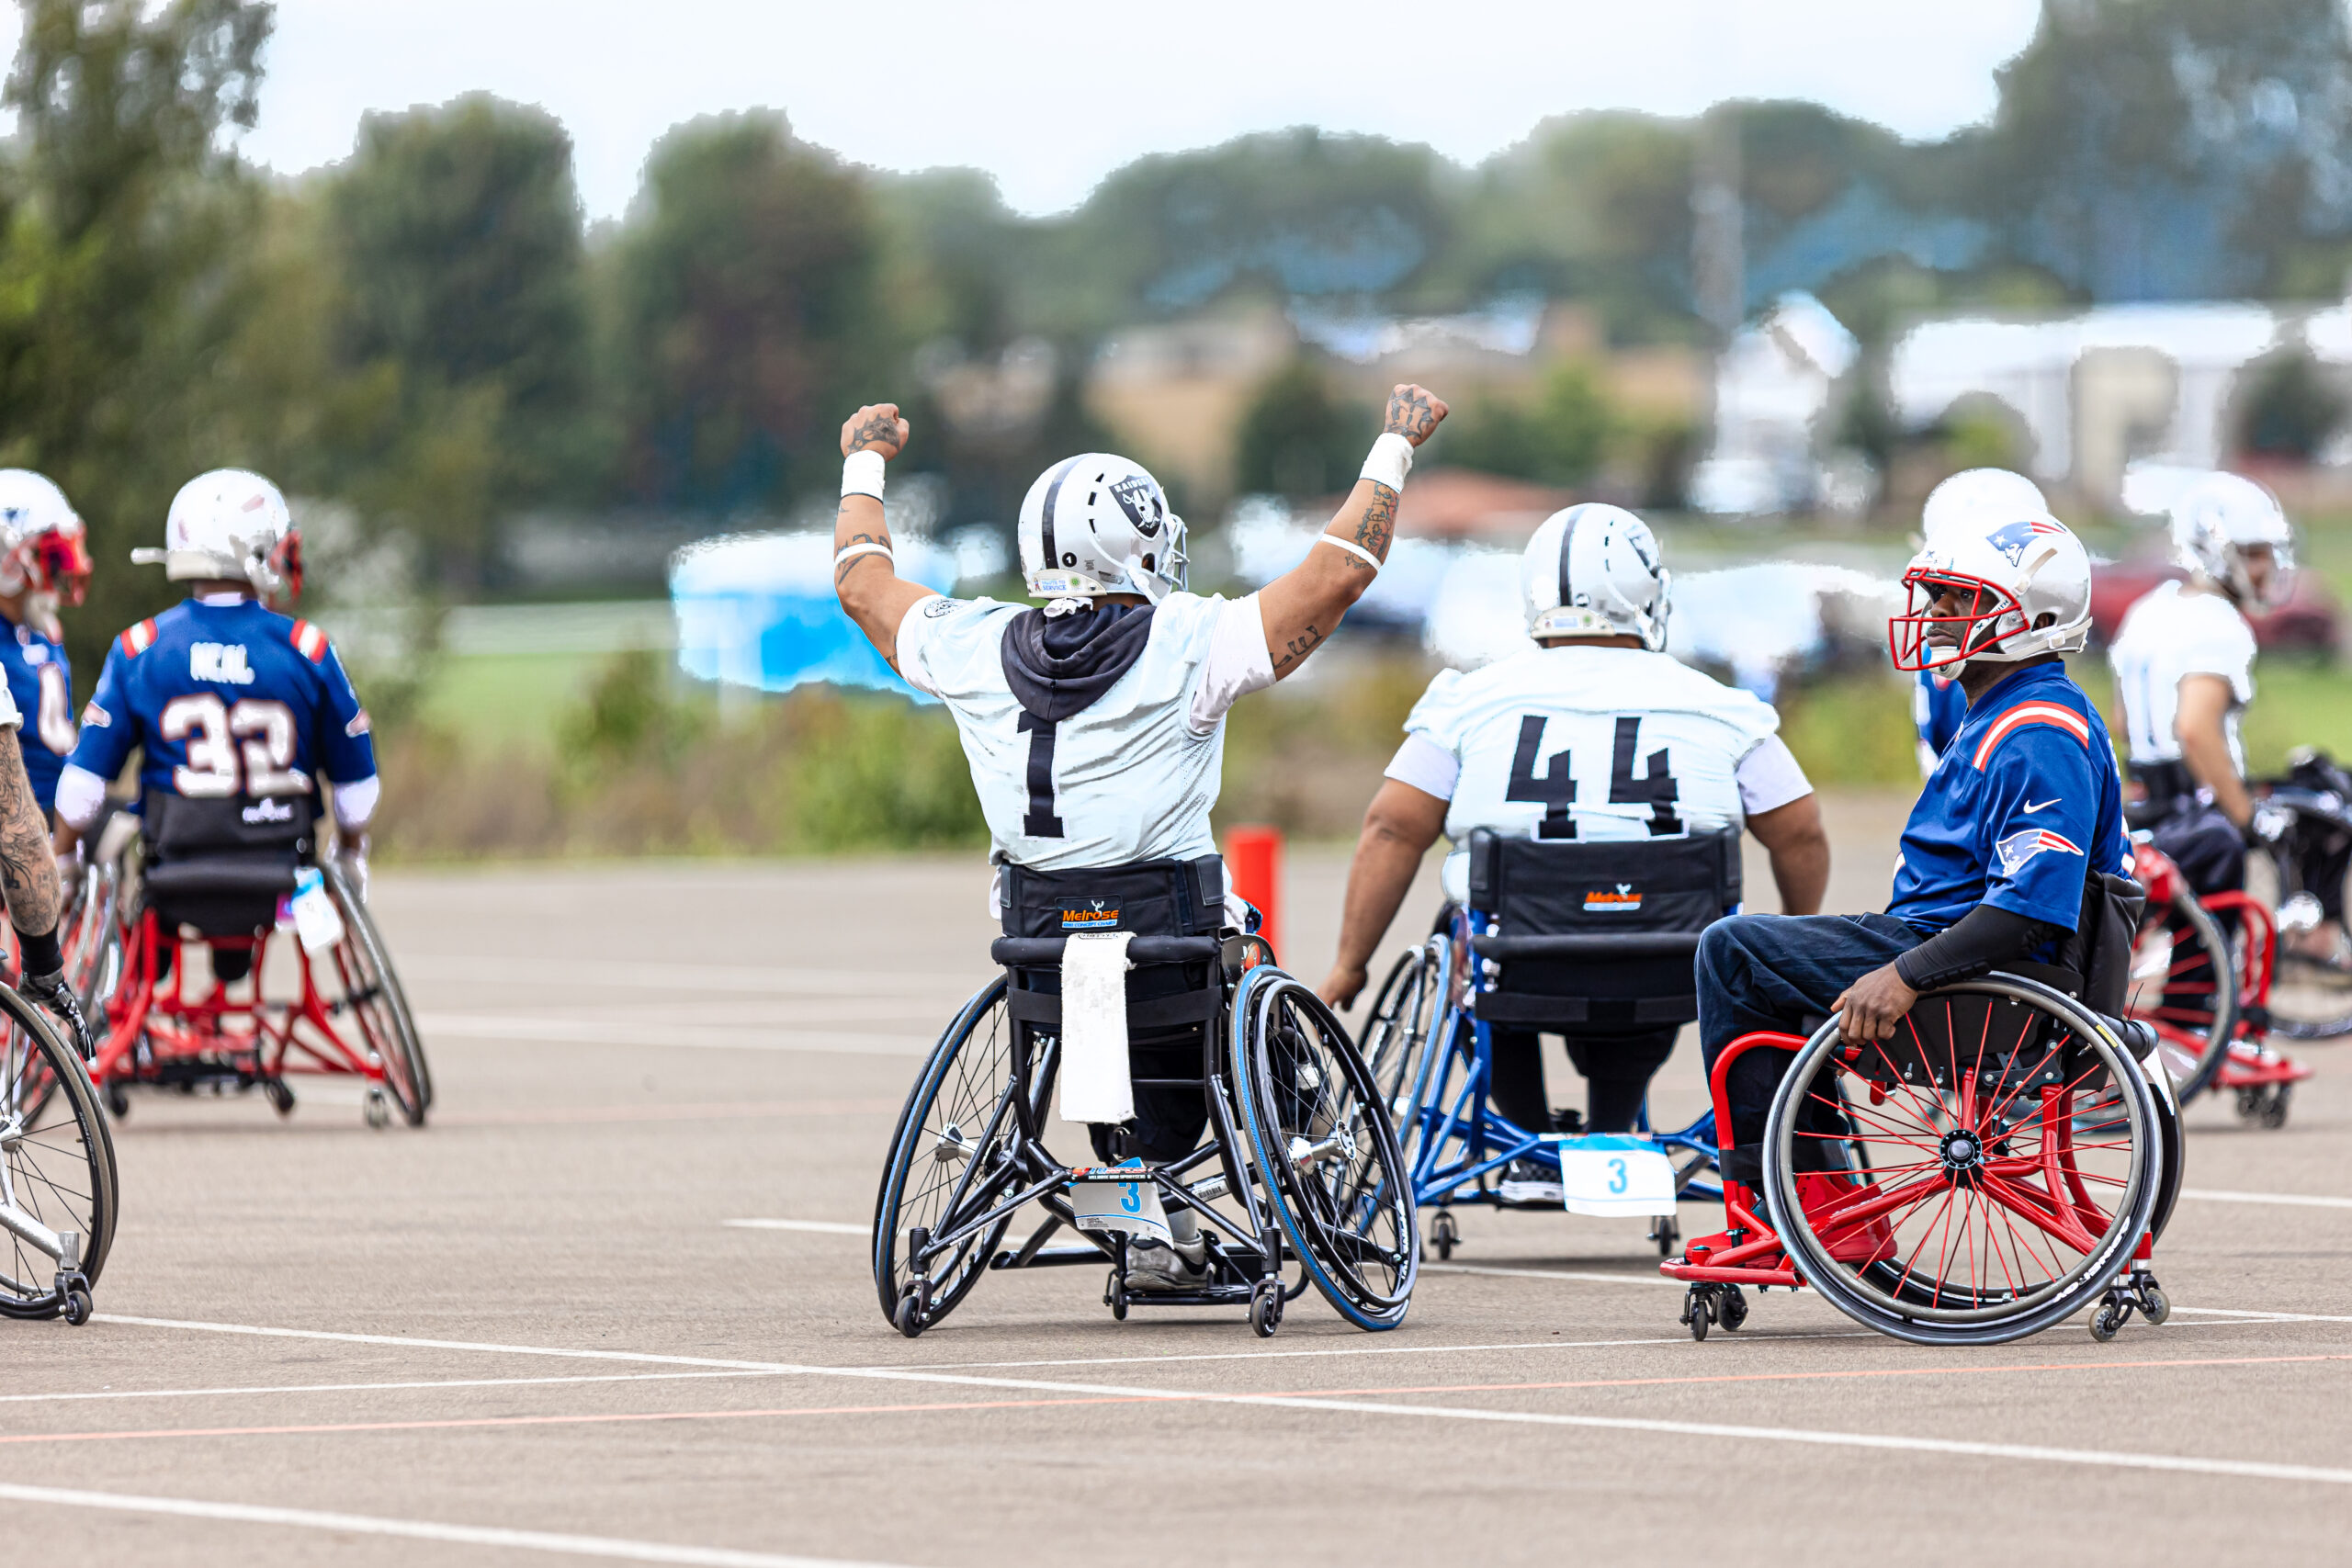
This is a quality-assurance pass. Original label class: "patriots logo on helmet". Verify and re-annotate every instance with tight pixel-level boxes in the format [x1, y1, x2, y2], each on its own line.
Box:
[1995, 826, 2082, 877]
[1985, 517, 2064, 566]
[1107, 474, 1163, 537]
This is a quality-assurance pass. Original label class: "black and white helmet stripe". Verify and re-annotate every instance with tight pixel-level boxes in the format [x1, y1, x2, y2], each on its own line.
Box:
[1018, 452, 1187, 602]
[1521, 503, 1670, 650]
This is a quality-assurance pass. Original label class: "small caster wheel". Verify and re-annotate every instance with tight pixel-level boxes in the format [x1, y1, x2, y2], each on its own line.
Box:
[2087, 1302, 2121, 1343]
[59, 1285, 92, 1326]
[103, 1081, 128, 1120]
[264, 1078, 296, 1118]
[2236, 1088, 2262, 1121]
[1106, 1271, 1128, 1321]
[1652, 1213, 1680, 1258]
[894, 1283, 927, 1339]
[2260, 1084, 2292, 1130]
[1716, 1284, 1748, 1332]
[1249, 1279, 1282, 1338]
[1690, 1290, 1713, 1342]
[363, 1088, 390, 1130]
[1430, 1209, 1459, 1261]
[2141, 1285, 2170, 1325]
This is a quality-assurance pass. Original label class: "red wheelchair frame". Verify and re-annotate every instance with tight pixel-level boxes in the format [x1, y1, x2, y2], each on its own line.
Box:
[2130, 843, 2308, 1126]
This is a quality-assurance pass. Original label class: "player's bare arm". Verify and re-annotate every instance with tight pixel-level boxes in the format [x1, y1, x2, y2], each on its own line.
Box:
[1747, 794, 1829, 915]
[2173, 672, 2253, 829]
[1258, 383, 1447, 679]
[1318, 778, 1449, 1009]
[831, 401, 938, 670]
[0, 727, 60, 944]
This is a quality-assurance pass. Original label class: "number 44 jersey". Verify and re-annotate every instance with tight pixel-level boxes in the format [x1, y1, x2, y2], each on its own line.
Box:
[65, 597, 377, 809]
[1387, 644, 1811, 903]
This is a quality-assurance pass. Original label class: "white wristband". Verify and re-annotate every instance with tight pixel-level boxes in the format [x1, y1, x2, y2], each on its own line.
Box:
[834, 542, 894, 570]
[1360, 432, 1413, 493]
[1316, 535, 1383, 572]
[842, 450, 887, 501]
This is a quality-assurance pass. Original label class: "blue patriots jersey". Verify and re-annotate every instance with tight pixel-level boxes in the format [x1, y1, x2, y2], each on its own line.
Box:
[66, 599, 377, 805]
[1889, 661, 2132, 935]
[1912, 669, 1967, 759]
[0, 618, 74, 811]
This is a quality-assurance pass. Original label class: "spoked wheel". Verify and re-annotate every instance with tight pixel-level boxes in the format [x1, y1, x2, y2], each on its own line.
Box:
[2125, 876, 2237, 1101]
[321, 863, 432, 1125]
[1232, 970, 1417, 1330]
[0, 988, 118, 1319]
[872, 979, 1043, 1333]
[1358, 938, 1443, 1175]
[1762, 976, 2160, 1346]
[2247, 829, 2352, 1041]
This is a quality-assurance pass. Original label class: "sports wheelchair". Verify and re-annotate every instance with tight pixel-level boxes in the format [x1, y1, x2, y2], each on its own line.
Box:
[1664, 873, 2185, 1347]
[872, 855, 1417, 1339]
[2124, 840, 2307, 1127]
[1362, 829, 1735, 1260]
[70, 793, 430, 1129]
[0, 979, 115, 1325]
[2245, 750, 2352, 1043]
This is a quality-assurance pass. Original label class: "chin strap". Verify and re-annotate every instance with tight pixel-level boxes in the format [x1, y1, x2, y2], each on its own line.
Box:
[1043, 596, 1091, 618]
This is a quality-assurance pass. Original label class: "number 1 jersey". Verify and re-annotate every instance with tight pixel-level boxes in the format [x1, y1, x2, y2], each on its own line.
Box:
[66, 597, 378, 806]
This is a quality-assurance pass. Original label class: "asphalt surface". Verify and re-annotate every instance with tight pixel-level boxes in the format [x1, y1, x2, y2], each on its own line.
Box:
[9, 807, 2352, 1567]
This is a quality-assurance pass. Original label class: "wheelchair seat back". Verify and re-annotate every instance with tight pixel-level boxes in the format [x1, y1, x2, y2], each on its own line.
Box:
[992, 854, 1228, 1036]
[1464, 827, 1741, 1029]
[140, 788, 315, 938]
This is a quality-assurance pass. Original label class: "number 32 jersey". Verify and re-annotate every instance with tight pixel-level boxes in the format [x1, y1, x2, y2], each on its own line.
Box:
[1389, 645, 1810, 903]
[66, 597, 378, 806]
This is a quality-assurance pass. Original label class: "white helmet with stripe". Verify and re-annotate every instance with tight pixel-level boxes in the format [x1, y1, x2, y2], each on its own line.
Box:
[135, 468, 302, 602]
[1890, 512, 2092, 675]
[1920, 468, 2048, 542]
[1521, 503, 1670, 651]
[1017, 453, 1186, 603]
[2169, 469, 2296, 612]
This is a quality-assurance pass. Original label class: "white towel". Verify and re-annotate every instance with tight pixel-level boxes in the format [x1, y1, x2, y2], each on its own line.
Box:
[1057, 931, 1136, 1124]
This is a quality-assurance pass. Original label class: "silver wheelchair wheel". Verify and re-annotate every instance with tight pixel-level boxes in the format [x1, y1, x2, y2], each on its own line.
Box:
[322, 863, 433, 1124]
[1358, 936, 1445, 1175]
[2125, 877, 2236, 1101]
[1, 987, 117, 1322]
[1762, 976, 2160, 1346]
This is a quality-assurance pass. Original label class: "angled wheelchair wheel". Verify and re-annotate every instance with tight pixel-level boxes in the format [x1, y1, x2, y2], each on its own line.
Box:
[0, 988, 118, 1318]
[63, 857, 124, 1020]
[2246, 841, 2352, 1040]
[322, 863, 432, 1124]
[1359, 938, 1444, 1174]
[2125, 879, 2237, 1100]
[873, 978, 1042, 1332]
[1762, 976, 2160, 1346]
[1233, 970, 1417, 1330]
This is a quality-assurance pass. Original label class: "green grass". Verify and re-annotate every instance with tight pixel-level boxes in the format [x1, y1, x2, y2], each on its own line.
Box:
[414, 651, 611, 753]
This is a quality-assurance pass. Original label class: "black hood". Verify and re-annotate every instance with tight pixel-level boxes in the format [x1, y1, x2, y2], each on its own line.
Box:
[1000, 603, 1157, 722]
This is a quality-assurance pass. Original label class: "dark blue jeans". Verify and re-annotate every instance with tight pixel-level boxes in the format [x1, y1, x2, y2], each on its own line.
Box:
[1696, 912, 1925, 1153]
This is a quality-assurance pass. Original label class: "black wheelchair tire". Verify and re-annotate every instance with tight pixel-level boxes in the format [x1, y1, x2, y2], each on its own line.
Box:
[0, 987, 119, 1313]
[324, 863, 432, 1125]
[2128, 878, 2237, 1102]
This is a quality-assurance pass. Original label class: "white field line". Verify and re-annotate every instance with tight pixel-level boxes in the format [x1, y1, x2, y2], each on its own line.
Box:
[2180, 1187, 2352, 1211]
[0, 1482, 917, 1568]
[401, 953, 977, 999]
[0, 1369, 787, 1408]
[725, 1219, 869, 1235]
[92, 1314, 2352, 1488]
[2168, 1305, 2352, 1324]
[415, 1014, 932, 1056]
[1423, 1261, 1683, 1289]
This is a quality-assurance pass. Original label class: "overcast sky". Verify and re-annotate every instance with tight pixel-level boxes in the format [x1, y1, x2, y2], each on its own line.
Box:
[15, 1, 2052, 218]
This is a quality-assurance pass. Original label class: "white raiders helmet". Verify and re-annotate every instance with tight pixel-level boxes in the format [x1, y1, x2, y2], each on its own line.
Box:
[1521, 503, 1670, 651]
[1920, 468, 2048, 542]
[1890, 512, 2092, 674]
[134, 468, 301, 601]
[2170, 470, 2296, 612]
[1017, 453, 1186, 603]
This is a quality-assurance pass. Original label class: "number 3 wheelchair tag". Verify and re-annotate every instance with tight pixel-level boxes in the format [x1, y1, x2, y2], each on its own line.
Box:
[1553, 1135, 1678, 1217]
[1069, 1161, 1171, 1243]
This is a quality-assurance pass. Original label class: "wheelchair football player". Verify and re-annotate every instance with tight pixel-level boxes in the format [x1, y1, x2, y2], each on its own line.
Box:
[874, 857, 1416, 1338]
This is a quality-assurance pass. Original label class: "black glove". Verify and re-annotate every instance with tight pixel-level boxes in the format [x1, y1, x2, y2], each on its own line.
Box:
[17, 968, 92, 1062]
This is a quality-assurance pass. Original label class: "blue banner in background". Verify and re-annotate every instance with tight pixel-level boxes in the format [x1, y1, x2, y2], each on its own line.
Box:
[669, 531, 960, 700]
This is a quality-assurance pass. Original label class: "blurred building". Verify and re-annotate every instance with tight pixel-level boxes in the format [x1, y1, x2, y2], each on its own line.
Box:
[1688, 292, 1861, 516]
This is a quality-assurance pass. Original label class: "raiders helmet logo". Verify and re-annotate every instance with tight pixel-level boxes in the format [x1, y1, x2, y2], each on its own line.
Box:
[1107, 474, 1163, 537]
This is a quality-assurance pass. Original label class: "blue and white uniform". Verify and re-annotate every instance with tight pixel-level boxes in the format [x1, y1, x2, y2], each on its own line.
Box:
[57, 596, 377, 829]
[0, 619, 73, 812]
[1911, 669, 1967, 776]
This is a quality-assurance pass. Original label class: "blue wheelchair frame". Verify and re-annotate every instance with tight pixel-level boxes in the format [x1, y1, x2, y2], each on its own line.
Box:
[1380, 906, 1721, 1255]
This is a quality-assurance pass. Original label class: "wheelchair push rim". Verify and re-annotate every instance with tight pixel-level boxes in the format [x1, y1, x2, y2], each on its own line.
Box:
[1233, 969, 1418, 1327]
[2125, 875, 2237, 1102]
[1358, 937, 1446, 1177]
[0, 987, 118, 1314]
[1762, 976, 2158, 1340]
[872, 977, 1031, 1330]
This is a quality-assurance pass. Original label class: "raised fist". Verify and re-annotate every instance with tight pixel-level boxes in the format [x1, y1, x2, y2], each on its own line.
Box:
[1384, 385, 1449, 447]
[841, 403, 910, 459]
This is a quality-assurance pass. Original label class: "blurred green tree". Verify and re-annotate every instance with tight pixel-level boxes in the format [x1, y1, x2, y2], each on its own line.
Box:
[1430, 363, 1615, 486]
[1232, 358, 1376, 499]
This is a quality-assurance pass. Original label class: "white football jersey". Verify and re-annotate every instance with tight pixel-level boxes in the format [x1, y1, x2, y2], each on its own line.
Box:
[2109, 580, 2255, 770]
[1391, 645, 1802, 902]
[894, 591, 1273, 902]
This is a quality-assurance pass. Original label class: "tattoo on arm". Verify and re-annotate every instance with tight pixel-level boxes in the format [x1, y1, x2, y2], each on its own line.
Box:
[1384, 387, 1440, 444]
[1347, 484, 1397, 569]
[832, 523, 896, 587]
[0, 731, 59, 940]
[1272, 624, 1324, 675]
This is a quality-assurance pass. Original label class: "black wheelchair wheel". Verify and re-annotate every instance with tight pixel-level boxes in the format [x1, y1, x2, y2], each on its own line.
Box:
[322, 863, 432, 1124]
[2247, 827, 2352, 1041]
[1359, 938, 1442, 1174]
[1233, 970, 1417, 1330]
[1762, 976, 2161, 1346]
[872, 978, 1042, 1332]
[2124, 879, 2237, 1101]
[0, 988, 118, 1317]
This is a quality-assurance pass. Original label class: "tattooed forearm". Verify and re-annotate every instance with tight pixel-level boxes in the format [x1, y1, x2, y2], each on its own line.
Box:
[831, 522, 895, 587]
[0, 731, 59, 939]
[1347, 484, 1397, 567]
[1272, 624, 1324, 675]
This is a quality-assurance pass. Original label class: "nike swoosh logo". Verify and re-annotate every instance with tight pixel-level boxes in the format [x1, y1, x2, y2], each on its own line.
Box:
[2021, 798, 2060, 814]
